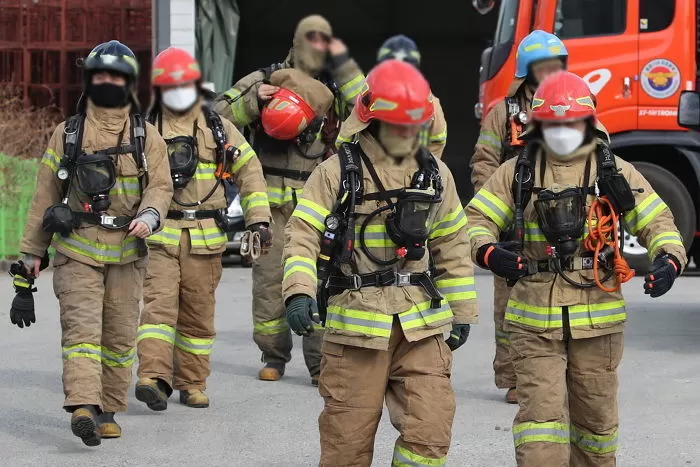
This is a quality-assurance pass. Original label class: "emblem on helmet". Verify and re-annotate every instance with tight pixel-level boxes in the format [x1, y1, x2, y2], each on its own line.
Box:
[550, 104, 571, 117]
[170, 70, 185, 81]
[405, 107, 426, 121]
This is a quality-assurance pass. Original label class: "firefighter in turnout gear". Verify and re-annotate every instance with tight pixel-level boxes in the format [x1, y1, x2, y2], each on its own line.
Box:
[213, 14, 365, 384]
[466, 71, 687, 466]
[283, 59, 477, 466]
[19, 40, 173, 446]
[135, 48, 271, 411]
[336, 34, 448, 158]
[470, 30, 568, 404]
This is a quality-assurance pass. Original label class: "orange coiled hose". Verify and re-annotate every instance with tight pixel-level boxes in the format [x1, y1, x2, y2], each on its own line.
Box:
[583, 196, 635, 292]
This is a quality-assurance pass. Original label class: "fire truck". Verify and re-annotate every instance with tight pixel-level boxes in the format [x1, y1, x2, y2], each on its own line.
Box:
[472, 0, 700, 270]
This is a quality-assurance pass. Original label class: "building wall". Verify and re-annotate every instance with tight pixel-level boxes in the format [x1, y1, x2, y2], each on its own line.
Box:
[169, 0, 196, 56]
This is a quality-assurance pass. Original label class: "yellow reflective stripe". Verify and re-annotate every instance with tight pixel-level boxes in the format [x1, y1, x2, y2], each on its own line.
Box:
[147, 226, 182, 246]
[477, 130, 502, 150]
[54, 233, 138, 263]
[398, 301, 453, 331]
[393, 444, 446, 466]
[326, 306, 393, 338]
[241, 191, 269, 212]
[524, 221, 547, 242]
[109, 176, 141, 196]
[624, 193, 667, 234]
[418, 128, 429, 147]
[495, 330, 510, 345]
[467, 226, 495, 242]
[430, 130, 447, 144]
[506, 299, 563, 329]
[174, 331, 214, 356]
[101, 346, 135, 368]
[13, 275, 32, 289]
[468, 190, 513, 229]
[568, 300, 626, 327]
[224, 88, 254, 127]
[354, 223, 396, 247]
[435, 277, 477, 302]
[254, 317, 289, 335]
[513, 422, 570, 448]
[62, 343, 101, 363]
[292, 198, 330, 232]
[570, 424, 618, 454]
[429, 207, 467, 239]
[193, 162, 217, 180]
[136, 324, 176, 344]
[190, 227, 226, 247]
[267, 186, 300, 206]
[42, 148, 61, 171]
[339, 74, 365, 103]
[283, 255, 317, 281]
[647, 231, 684, 259]
[231, 142, 255, 173]
[335, 133, 353, 148]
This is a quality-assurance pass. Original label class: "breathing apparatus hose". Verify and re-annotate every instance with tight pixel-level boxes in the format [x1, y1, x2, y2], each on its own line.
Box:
[359, 204, 399, 267]
[583, 196, 634, 292]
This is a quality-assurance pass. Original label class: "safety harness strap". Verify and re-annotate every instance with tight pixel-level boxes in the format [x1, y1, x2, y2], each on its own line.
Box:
[166, 209, 220, 220]
[73, 212, 133, 228]
[262, 165, 314, 181]
[528, 253, 596, 274]
[327, 270, 443, 308]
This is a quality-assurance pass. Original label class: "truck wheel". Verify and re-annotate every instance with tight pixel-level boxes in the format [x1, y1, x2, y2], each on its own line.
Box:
[624, 162, 696, 274]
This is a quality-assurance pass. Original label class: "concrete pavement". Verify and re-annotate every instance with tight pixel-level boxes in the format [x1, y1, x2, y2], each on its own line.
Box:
[0, 267, 699, 466]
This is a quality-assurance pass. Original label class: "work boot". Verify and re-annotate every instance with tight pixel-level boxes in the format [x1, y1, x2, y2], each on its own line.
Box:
[97, 412, 121, 439]
[311, 374, 319, 387]
[258, 362, 285, 381]
[505, 387, 518, 404]
[179, 389, 210, 408]
[135, 377, 170, 411]
[70, 405, 101, 447]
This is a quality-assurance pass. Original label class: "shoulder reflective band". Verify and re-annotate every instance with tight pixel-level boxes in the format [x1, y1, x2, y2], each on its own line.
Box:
[477, 130, 502, 151]
[469, 189, 513, 229]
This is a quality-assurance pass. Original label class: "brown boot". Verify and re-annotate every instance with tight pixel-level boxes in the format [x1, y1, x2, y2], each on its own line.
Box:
[258, 362, 285, 381]
[135, 377, 169, 411]
[179, 389, 210, 408]
[505, 387, 518, 404]
[70, 405, 101, 447]
[97, 412, 121, 439]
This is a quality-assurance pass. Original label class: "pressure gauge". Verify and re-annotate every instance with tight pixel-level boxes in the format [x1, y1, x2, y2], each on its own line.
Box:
[57, 166, 69, 180]
[517, 111, 529, 125]
[324, 215, 340, 231]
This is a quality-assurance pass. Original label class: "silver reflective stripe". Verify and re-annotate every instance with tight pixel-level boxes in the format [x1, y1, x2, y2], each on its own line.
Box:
[472, 192, 510, 224]
[190, 231, 225, 241]
[513, 427, 569, 444]
[175, 335, 214, 351]
[62, 347, 101, 359]
[196, 165, 216, 175]
[283, 260, 316, 276]
[568, 306, 625, 320]
[326, 313, 393, 331]
[437, 283, 476, 296]
[431, 210, 466, 234]
[137, 327, 175, 341]
[495, 330, 510, 344]
[102, 350, 135, 364]
[58, 236, 121, 259]
[507, 306, 563, 322]
[398, 302, 451, 325]
[294, 203, 326, 225]
[570, 427, 618, 453]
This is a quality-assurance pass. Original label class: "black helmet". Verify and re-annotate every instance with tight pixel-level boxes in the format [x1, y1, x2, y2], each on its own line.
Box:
[377, 35, 421, 68]
[84, 40, 139, 81]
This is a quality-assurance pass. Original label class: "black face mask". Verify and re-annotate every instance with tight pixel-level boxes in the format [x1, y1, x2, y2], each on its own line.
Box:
[87, 83, 129, 108]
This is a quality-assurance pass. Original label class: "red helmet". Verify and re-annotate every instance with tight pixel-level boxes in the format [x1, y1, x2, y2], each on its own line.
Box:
[531, 71, 596, 122]
[261, 88, 316, 140]
[152, 47, 202, 87]
[356, 59, 434, 125]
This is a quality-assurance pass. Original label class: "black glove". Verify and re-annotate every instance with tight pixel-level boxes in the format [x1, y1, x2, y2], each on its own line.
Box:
[476, 241, 529, 281]
[249, 222, 273, 252]
[285, 295, 320, 336]
[644, 253, 681, 298]
[9, 262, 36, 329]
[445, 324, 470, 351]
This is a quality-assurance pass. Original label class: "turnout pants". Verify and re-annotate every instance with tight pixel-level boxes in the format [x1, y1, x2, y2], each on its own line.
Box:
[493, 276, 516, 389]
[137, 230, 222, 391]
[318, 319, 455, 467]
[252, 204, 323, 376]
[510, 331, 623, 467]
[53, 253, 145, 412]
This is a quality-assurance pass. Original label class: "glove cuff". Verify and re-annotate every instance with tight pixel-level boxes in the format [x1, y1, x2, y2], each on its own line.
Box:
[656, 253, 682, 276]
[476, 243, 495, 269]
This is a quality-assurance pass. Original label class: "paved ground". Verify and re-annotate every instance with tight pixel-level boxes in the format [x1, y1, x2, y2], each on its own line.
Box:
[0, 266, 699, 466]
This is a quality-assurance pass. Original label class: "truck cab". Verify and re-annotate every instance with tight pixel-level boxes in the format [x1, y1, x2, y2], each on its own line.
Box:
[475, 0, 700, 269]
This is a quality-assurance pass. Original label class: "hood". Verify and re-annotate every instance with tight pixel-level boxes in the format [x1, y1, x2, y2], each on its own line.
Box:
[85, 99, 131, 134]
[268, 68, 334, 117]
[292, 15, 332, 76]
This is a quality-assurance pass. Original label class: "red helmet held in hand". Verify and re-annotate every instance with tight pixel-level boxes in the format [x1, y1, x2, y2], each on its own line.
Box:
[261, 88, 316, 140]
[531, 71, 596, 123]
[356, 59, 434, 126]
[152, 47, 202, 87]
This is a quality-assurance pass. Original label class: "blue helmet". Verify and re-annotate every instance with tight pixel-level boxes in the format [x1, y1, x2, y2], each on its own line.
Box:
[515, 30, 568, 79]
[377, 34, 421, 67]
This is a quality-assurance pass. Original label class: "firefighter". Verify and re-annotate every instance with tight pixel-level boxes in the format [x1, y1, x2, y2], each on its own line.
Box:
[17, 40, 173, 446]
[336, 34, 448, 158]
[470, 29, 568, 404]
[134, 48, 271, 411]
[466, 70, 687, 466]
[213, 14, 364, 384]
[282, 59, 477, 466]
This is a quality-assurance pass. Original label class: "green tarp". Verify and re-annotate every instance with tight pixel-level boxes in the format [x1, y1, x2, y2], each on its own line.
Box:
[0, 154, 38, 259]
[195, 0, 240, 93]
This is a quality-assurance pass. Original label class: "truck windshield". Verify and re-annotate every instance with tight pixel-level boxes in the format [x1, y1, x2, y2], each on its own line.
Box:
[494, 0, 518, 45]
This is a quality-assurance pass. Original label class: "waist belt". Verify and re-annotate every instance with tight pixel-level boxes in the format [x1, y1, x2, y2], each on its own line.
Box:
[262, 166, 313, 181]
[529, 253, 595, 274]
[327, 270, 443, 309]
[74, 212, 133, 228]
[167, 209, 220, 221]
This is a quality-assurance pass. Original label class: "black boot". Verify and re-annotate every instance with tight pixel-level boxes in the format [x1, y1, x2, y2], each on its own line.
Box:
[70, 405, 101, 447]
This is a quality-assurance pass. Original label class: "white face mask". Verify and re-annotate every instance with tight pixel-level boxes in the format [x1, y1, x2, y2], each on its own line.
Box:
[162, 86, 199, 112]
[542, 126, 585, 157]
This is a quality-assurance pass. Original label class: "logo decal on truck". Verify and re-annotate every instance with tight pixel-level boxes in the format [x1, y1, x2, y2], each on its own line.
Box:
[641, 59, 680, 99]
[582, 68, 612, 95]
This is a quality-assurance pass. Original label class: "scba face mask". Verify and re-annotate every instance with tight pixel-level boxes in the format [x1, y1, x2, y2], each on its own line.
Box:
[162, 86, 199, 112]
[543, 126, 585, 158]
